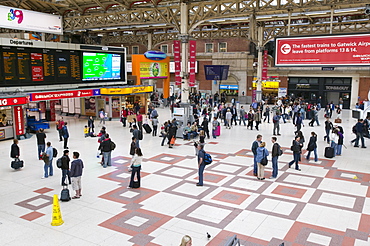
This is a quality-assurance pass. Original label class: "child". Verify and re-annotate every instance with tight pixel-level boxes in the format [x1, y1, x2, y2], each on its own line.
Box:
[129, 137, 137, 172]
[84, 125, 89, 138]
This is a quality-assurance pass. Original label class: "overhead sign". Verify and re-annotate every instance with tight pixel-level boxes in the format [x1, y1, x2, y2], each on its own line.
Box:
[0, 5, 62, 34]
[14, 106, 25, 135]
[220, 85, 239, 90]
[100, 86, 153, 95]
[275, 34, 370, 66]
[144, 50, 167, 61]
[30, 89, 95, 101]
[204, 65, 229, 80]
[0, 96, 28, 106]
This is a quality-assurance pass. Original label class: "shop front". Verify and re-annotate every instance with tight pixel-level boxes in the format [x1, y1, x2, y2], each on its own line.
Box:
[220, 84, 238, 103]
[252, 76, 280, 103]
[100, 85, 154, 118]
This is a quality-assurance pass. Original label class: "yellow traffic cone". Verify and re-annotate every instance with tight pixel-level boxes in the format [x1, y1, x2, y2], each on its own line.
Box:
[51, 194, 64, 226]
[353, 175, 358, 180]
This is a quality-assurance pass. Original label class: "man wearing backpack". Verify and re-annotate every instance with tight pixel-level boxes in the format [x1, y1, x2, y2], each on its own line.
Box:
[99, 133, 112, 168]
[270, 137, 282, 179]
[196, 145, 206, 186]
[42, 142, 54, 179]
[60, 150, 71, 186]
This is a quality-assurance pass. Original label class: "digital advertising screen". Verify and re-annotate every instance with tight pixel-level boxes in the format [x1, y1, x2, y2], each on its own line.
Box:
[82, 52, 121, 81]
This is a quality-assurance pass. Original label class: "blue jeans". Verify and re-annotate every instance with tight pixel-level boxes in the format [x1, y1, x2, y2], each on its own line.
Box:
[129, 165, 141, 187]
[62, 169, 71, 185]
[289, 152, 300, 170]
[161, 134, 167, 146]
[239, 116, 246, 126]
[315, 116, 320, 126]
[337, 145, 342, 155]
[271, 156, 278, 178]
[38, 144, 45, 159]
[44, 160, 53, 178]
[330, 142, 337, 157]
[324, 129, 331, 143]
[253, 155, 258, 175]
[306, 148, 318, 162]
[103, 151, 111, 167]
[198, 164, 206, 185]
[212, 128, 216, 138]
[355, 132, 365, 147]
[135, 140, 140, 148]
[282, 114, 287, 123]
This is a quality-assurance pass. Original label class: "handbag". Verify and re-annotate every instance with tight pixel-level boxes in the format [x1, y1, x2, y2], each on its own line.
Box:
[260, 150, 268, 166]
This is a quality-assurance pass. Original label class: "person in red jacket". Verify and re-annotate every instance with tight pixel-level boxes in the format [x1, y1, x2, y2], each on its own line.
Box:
[121, 107, 128, 127]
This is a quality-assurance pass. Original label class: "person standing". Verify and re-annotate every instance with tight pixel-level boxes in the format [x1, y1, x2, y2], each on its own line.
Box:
[168, 119, 178, 148]
[137, 113, 143, 133]
[62, 122, 69, 149]
[354, 119, 366, 148]
[270, 137, 281, 179]
[10, 139, 20, 161]
[196, 144, 206, 186]
[212, 117, 220, 139]
[56, 117, 64, 142]
[61, 149, 71, 186]
[273, 113, 281, 136]
[88, 116, 95, 134]
[256, 142, 269, 180]
[306, 132, 318, 162]
[201, 117, 210, 138]
[99, 108, 105, 126]
[152, 116, 159, 136]
[239, 106, 246, 126]
[70, 151, 84, 199]
[263, 106, 270, 123]
[337, 129, 344, 156]
[99, 133, 112, 168]
[330, 129, 339, 157]
[120, 107, 128, 127]
[251, 135, 262, 176]
[254, 109, 262, 131]
[225, 109, 232, 129]
[36, 128, 46, 160]
[132, 125, 141, 148]
[288, 136, 303, 171]
[231, 105, 237, 126]
[324, 117, 333, 144]
[247, 109, 254, 130]
[128, 148, 143, 188]
[42, 142, 54, 178]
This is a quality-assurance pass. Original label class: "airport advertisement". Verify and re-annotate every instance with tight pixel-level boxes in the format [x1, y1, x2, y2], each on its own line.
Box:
[275, 34, 370, 66]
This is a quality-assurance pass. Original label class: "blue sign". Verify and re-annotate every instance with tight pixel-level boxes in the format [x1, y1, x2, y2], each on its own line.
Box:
[144, 50, 167, 61]
[220, 85, 238, 90]
[93, 89, 101, 96]
[204, 65, 229, 80]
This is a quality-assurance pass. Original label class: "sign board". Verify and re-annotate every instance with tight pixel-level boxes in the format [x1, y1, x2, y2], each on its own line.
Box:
[0, 96, 28, 106]
[30, 89, 95, 101]
[275, 34, 370, 66]
[139, 62, 168, 79]
[0, 5, 62, 34]
[204, 65, 229, 80]
[278, 88, 287, 98]
[220, 85, 239, 90]
[100, 86, 153, 95]
[14, 106, 24, 135]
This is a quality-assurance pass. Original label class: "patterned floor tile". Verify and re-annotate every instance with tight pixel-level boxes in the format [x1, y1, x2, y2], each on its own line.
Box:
[20, 211, 45, 221]
[15, 195, 53, 211]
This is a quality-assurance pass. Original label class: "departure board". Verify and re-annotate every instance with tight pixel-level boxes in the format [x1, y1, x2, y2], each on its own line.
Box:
[30, 53, 43, 81]
[3, 48, 17, 81]
[43, 49, 55, 81]
[70, 51, 81, 80]
[55, 50, 69, 79]
[17, 51, 31, 81]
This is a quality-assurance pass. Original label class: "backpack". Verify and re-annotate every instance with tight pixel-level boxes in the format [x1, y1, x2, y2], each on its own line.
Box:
[273, 115, 279, 123]
[138, 130, 143, 140]
[60, 186, 71, 202]
[53, 148, 58, 158]
[110, 141, 116, 151]
[277, 144, 283, 156]
[204, 153, 213, 165]
[57, 157, 63, 168]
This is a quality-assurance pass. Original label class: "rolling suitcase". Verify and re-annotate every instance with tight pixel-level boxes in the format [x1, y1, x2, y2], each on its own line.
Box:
[215, 125, 221, 136]
[133, 180, 140, 188]
[334, 118, 342, 123]
[11, 158, 24, 170]
[143, 124, 152, 133]
[324, 147, 334, 158]
[60, 185, 71, 201]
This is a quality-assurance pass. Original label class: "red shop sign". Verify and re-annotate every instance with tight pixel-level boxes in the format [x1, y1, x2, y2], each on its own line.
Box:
[275, 33, 370, 66]
[30, 89, 94, 101]
[0, 97, 28, 106]
[173, 40, 182, 86]
[14, 106, 25, 136]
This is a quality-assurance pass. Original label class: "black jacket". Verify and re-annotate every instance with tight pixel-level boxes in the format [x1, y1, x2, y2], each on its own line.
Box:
[10, 143, 19, 158]
[272, 142, 280, 157]
[292, 140, 302, 153]
[61, 155, 70, 170]
[307, 135, 317, 151]
[99, 138, 112, 152]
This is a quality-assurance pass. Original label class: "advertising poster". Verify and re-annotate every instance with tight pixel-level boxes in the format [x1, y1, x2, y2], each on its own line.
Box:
[139, 62, 168, 79]
[173, 40, 182, 86]
[189, 40, 196, 87]
[14, 106, 24, 135]
[84, 97, 96, 116]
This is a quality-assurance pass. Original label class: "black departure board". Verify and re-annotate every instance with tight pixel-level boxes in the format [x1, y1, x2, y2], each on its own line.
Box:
[17, 51, 31, 81]
[3, 49, 17, 81]
[43, 49, 55, 81]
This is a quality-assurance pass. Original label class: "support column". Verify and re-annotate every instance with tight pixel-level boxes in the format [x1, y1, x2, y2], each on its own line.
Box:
[330, 8, 334, 34]
[287, 11, 291, 36]
[147, 32, 155, 87]
[179, 1, 189, 103]
[256, 26, 264, 102]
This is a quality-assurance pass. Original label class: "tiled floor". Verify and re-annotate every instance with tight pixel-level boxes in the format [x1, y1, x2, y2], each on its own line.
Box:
[0, 107, 369, 245]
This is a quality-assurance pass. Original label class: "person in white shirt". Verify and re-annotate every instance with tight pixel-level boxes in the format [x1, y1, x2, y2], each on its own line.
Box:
[128, 148, 143, 188]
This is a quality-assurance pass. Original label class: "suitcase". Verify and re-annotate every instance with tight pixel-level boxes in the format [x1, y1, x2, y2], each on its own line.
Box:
[215, 125, 221, 136]
[133, 180, 140, 188]
[143, 123, 152, 133]
[334, 118, 342, 123]
[11, 159, 24, 169]
[324, 147, 334, 158]
[60, 185, 71, 201]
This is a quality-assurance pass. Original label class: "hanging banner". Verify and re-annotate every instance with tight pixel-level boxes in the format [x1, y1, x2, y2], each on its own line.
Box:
[262, 50, 268, 80]
[14, 106, 25, 135]
[189, 40, 196, 87]
[174, 40, 181, 86]
[0, 96, 28, 106]
[30, 89, 95, 101]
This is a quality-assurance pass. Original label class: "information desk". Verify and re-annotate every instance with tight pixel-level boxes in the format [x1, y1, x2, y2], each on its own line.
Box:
[0, 126, 14, 140]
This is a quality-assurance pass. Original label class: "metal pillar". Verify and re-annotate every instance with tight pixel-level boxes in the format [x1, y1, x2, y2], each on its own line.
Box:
[147, 32, 155, 87]
[256, 26, 264, 102]
[287, 11, 291, 36]
[330, 8, 334, 34]
[179, 2, 189, 103]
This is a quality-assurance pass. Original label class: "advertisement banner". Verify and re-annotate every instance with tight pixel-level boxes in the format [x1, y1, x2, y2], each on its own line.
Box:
[174, 40, 181, 86]
[189, 40, 196, 87]
[0, 5, 62, 34]
[0, 96, 28, 106]
[14, 106, 24, 136]
[30, 89, 94, 101]
[278, 88, 287, 98]
[262, 50, 268, 80]
[139, 62, 168, 79]
[275, 34, 370, 66]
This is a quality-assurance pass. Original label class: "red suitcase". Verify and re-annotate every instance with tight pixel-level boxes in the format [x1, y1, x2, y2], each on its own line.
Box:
[215, 125, 221, 136]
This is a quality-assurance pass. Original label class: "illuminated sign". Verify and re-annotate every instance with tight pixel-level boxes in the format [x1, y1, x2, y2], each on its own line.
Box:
[100, 86, 153, 95]
[14, 106, 24, 135]
[30, 89, 95, 101]
[0, 96, 28, 106]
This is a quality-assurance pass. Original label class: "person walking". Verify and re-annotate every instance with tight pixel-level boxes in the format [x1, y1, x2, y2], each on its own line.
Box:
[294, 113, 304, 134]
[306, 132, 318, 162]
[270, 137, 281, 179]
[251, 134, 262, 176]
[42, 142, 54, 178]
[62, 122, 69, 149]
[247, 109, 254, 130]
[137, 113, 143, 133]
[254, 109, 262, 131]
[56, 117, 64, 142]
[225, 109, 232, 129]
[231, 105, 238, 126]
[288, 136, 303, 171]
[152, 116, 159, 136]
[61, 149, 71, 186]
[88, 116, 95, 134]
[121, 107, 128, 127]
[196, 144, 206, 186]
[263, 106, 270, 123]
[70, 151, 84, 199]
[354, 119, 366, 148]
[99, 108, 105, 126]
[239, 106, 246, 126]
[273, 112, 281, 136]
[330, 129, 339, 157]
[161, 121, 169, 146]
[324, 117, 333, 144]
[201, 117, 210, 138]
[132, 125, 141, 148]
[128, 148, 143, 188]
[10, 139, 20, 161]
[99, 133, 112, 168]
[212, 117, 219, 139]
[256, 142, 269, 180]
[36, 128, 46, 160]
